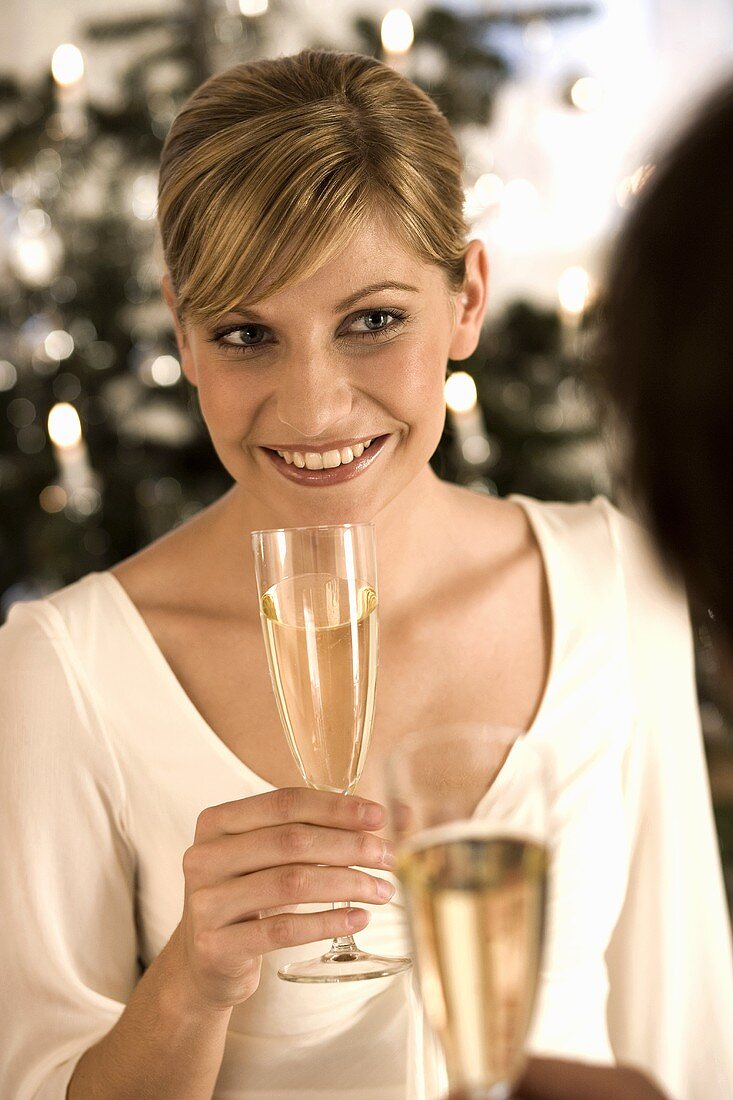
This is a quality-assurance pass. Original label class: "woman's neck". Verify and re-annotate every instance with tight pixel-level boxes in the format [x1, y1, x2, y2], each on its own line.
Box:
[197, 465, 455, 616]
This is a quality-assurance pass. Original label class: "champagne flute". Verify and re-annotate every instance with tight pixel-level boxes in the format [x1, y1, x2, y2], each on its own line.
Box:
[251, 522, 412, 983]
[387, 725, 549, 1100]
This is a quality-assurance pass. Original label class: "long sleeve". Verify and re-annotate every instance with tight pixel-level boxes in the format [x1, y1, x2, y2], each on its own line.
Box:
[0, 599, 139, 1099]
[603, 502, 733, 1100]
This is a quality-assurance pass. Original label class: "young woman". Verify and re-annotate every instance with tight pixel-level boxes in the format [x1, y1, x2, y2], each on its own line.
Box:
[0, 50, 730, 1100]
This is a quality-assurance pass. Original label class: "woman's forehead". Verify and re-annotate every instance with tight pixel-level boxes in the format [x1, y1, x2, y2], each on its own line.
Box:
[228, 225, 442, 314]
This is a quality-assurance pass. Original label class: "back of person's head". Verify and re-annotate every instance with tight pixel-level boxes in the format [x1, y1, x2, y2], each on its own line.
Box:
[157, 49, 468, 325]
[598, 75, 733, 645]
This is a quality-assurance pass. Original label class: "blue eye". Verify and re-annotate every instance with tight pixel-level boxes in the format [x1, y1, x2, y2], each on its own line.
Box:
[348, 308, 408, 338]
[218, 324, 268, 348]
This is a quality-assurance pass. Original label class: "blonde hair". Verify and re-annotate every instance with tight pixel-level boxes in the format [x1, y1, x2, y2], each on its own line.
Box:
[158, 50, 468, 323]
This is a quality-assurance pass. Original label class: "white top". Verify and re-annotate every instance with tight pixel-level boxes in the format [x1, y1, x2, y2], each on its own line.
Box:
[1, 495, 731, 1100]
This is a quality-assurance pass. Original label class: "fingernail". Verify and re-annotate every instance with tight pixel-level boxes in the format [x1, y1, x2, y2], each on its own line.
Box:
[376, 878, 395, 900]
[359, 801, 385, 827]
[346, 908, 370, 931]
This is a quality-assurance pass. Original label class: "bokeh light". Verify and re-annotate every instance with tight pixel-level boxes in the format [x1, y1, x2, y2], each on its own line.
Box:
[381, 9, 415, 55]
[39, 485, 68, 514]
[570, 76, 604, 112]
[558, 266, 592, 316]
[131, 174, 158, 221]
[0, 361, 18, 392]
[48, 403, 82, 448]
[150, 355, 182, 387]
[44, 330, 75, 361]
[462, 435, 492, 465]
[474, 173, 504, 208]
[445, 371, 478, 414]
[51, 44, 84, 87]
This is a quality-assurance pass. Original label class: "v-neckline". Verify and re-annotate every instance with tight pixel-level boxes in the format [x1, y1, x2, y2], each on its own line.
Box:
[99, 569, 276, 793]
[97, 494, 559, 784]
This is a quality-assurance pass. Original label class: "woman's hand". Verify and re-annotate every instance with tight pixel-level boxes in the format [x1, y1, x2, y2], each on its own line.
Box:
[449, 1057, 669, 1100]
[171, 787, 395, 1009]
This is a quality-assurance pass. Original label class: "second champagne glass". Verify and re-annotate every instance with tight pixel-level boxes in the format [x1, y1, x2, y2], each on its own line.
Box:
[387, 724, 549, 1100]
[251, 522, 411, 983]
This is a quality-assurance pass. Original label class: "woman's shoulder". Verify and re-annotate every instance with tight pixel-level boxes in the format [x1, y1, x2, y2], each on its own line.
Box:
[2, 571, 110, 649]
[511, 493, 682, 599]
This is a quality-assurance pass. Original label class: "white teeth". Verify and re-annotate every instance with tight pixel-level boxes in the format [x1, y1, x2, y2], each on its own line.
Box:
[275, 437, 379, 471]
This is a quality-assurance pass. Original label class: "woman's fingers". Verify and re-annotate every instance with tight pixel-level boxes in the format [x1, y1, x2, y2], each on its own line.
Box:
[184, 823, 395, 888]
[189, 864, 395, 926]
[199, 905, 372, 973]
[194, 787, 385, 842]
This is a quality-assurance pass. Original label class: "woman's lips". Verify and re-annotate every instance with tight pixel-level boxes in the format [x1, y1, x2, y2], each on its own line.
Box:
[262, 435, 390, 486]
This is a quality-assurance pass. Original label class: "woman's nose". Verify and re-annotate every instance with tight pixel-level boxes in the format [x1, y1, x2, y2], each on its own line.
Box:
[275, 358, 354, 439]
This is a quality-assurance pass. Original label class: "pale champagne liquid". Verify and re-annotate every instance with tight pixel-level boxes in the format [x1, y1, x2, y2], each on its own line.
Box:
[260, 574, 378, 794]
[399, 833, 547, 1094]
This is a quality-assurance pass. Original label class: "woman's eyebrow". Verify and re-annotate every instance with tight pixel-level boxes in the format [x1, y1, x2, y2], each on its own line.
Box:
[218, 281, 420, 323]
[333, 282, 420, 312]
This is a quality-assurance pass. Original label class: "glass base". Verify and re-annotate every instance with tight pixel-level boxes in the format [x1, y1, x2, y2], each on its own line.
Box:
[278, 936, 412, 983]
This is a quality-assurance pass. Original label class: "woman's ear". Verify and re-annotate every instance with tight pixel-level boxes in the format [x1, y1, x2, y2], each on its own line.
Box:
[162, 274, 197, 386]
[448, 239, 489, 361]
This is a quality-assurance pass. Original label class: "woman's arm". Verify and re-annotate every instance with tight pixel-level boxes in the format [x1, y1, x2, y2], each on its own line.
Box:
[449, 1058, 669, 1100]
[0, 604, 392, 1099]
[67, 787, 390, 1099]
[516, 1057, 669, 1100]
[68, 929, 232, 1100]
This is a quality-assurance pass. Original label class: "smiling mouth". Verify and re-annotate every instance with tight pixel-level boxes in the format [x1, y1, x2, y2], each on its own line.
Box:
[274, 439, 374, 470]
[260, 435, 389, 486]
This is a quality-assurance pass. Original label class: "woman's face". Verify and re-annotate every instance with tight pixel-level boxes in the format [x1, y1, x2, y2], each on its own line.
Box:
[170, 221, 487, 527]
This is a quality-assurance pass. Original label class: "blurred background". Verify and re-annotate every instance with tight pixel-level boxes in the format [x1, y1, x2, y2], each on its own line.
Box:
[0, 0, 731, 909]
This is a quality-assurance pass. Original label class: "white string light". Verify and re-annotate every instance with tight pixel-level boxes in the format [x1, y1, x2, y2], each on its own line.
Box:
[558, 266, 593, 318]
[47, 403, 82, 449]
[445, 372, 477, 414]
[51, 44, 84, 88]
[381, 9, 415, 55]
[239, 0, 268, 15]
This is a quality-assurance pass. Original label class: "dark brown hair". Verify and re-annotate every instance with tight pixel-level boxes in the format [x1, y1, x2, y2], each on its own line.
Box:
[597, 76, 733, 642]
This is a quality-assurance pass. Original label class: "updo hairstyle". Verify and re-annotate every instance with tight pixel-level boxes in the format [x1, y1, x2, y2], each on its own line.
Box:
[158, 49, 468, 324]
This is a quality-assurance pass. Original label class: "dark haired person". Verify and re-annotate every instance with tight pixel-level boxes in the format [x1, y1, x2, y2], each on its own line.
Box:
[600, 76, 733, 663]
